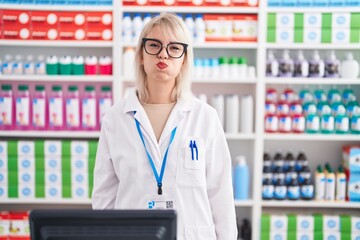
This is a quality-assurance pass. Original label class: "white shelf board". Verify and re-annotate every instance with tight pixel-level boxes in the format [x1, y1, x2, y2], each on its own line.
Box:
[193, 79, 257, 84]
[0, 131, 100, 138]
[123, 6, 259, 13]
[234, 200, 254, 207]
[266, 43, 360, 50]
[0, 75, 113, 82]
[262, 200, 360, 209]
[0, 40, 113, 47]
[0, 4, 113, 11]
[0, 199, 91, 204]
[226, 133, 256, 140]
[122, 42, 258, 49]
[266, 7, 360, 13]
[264, 133, 360, 141]
[265, 77, 360, 85]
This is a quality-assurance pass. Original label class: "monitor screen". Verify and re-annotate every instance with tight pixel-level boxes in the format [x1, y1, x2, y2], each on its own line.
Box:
[29, 209, 177, 240]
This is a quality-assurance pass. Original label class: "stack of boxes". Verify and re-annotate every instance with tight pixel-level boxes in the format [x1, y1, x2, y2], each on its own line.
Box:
[342, 145, 360, 202]
[261, 214, 360, 240]
[0, 142, 8, 199]
[267, 12, 360, 44]
[44, 140, 62, 199]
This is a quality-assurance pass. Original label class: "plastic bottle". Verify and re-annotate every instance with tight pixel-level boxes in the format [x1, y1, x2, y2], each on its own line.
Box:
[59, 55, 72, 75]
[13, 55, 24, 75]
[123, 47, 136, 80]
[229, 57, 239, 80]
[219, 57, 230, 80]
[321, 113, 335, 134]
[295, 151, 307, 172]
[300, 173, 314, 200]
[342, 87, 356, 105]
[184, 14, 195, 41]
[287, 172, 300, 200]
[15, 85, 30, 130]
[334, 106, 349, 134]
[32, 85, 47, 130]
[266, 50, 279, 77]
[285, 165, 297, 186]
[2, 54, 13, 75]
[325, 51, 340, 78]
[309, 50, 325, 78]
[298, 165, 311, 184]
[305, 113, 320, 133]
[72, 56, 85, 75]
[122, 13, 133, 43]
[284, 151, 295, 172]
[46, 55, 59, 75]
[132, 13, 143, 42]
[99, 56, 112, 75]
[0, 84, 14, 130]
[225, 95, 239, 134]
[240, 95, 254, 134]
[65, 86, 80, 130]
[49, 85, 64, 130]
[240, 219, 252, 240]
[23, 55, 35, 75]
[293, 50, 309, 77]
[278, 50, 293, 77]
[292, 113, 305, 133]
[314, 87, 327, 103]
[210, 58, 220, 80]
[278, 114, 292, 133]
[233, 155, 249, 200]
[340, 52, 359, 79]
[273, 177, 287, 200]
[238, 57, 248, 79]
[315, 165, 326, 201]
[335, 166, 346, 201]
[85, 56, 98, 75]
[194, 14, 205, 43]
[350, 107, 360, 134]
[325, 167, 336, 201]
[99, 86, 113, 126]
[35, 55, 46, 75]
[262, 177, 274, 200]
[263, 152, 273, 182]
[82, 85, 97, 130]
[143, 13, 152, 26]
[273, 151, 285, 183]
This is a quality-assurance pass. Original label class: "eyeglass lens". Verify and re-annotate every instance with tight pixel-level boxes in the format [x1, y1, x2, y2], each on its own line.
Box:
[144, 39, 185, 58]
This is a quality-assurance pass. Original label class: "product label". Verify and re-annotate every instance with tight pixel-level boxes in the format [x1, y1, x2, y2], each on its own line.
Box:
[279, 116, 291, 132]
[335, 117, 349, 132]
[49, 97, 63, 127]
[32, 98, 45, 127]
[321, 115, 334, 131]
[351, 117, 360, 131]
[66, 99, 80, 128]
[0, 97, 13, 126]
[16, 97, 30, 126]
[82, 98, 96, 128]
[262, 185, 274, 199]
[292, 116, 305, 132]
[99, 98, 112, 124]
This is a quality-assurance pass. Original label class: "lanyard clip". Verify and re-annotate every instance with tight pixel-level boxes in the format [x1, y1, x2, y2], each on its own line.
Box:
[157, 183, 162, 195]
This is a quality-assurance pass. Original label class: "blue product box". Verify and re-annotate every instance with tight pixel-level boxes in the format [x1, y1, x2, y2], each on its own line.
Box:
[268, 0, 283, 6]
[348, 174, 360, 201]
[297, 0, 313, 6]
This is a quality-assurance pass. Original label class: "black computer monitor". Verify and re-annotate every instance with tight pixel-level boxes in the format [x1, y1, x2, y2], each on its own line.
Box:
[29, 209, 177, 240]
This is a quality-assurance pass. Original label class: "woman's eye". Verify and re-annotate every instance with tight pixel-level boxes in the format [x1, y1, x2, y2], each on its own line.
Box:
[169, 45, 180, 51]
[149, 43, 160, 48]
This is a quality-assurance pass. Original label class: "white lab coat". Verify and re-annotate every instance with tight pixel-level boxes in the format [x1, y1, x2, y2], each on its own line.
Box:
[92, 90, 237, 240]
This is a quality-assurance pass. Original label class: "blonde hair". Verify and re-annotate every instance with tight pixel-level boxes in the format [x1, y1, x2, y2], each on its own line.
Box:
[134, 12, 193, 102]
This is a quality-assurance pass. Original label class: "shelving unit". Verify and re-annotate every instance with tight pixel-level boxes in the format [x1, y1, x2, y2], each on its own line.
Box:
[1, 1, 360, 239]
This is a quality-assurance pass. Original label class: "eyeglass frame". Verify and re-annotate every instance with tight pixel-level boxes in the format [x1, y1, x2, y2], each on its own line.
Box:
[142, 38, 188, 59]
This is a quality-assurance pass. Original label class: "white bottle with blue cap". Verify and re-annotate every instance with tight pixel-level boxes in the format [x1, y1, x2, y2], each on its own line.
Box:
[233, 155, 249, 200]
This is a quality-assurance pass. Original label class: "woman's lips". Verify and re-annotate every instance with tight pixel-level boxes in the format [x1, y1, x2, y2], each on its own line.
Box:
[157, 62, 168, 70]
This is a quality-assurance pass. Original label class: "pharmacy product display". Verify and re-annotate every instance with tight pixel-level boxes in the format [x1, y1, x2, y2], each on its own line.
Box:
[0, 211, 30, 239]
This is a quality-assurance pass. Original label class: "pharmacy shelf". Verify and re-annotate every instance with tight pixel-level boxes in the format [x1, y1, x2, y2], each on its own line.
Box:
[122, 42, 259, 49]
[225, 133, 256, 140]
[266, 43, 360, 50]
[0, 4, 113, 11]
[262, 200, 360, 209]
[264, 133, 360, 141]
[265, 77, 360, 85]
[0, 131, 100, 139]
[266, 6, 360, 13]
[234, 200, 254, 207]
[0, 75, 113, 82]
[0, 199, 92, 205]
[0, 40, 113, 47]
[193, 79, 258, 84]
[123, 6, 259, 13]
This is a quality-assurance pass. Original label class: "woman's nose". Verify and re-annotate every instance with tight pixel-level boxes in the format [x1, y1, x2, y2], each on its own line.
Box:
[158, 46, 168, 59]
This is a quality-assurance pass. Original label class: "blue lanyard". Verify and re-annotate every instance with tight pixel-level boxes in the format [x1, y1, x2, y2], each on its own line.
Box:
[135, 117, 177, 195]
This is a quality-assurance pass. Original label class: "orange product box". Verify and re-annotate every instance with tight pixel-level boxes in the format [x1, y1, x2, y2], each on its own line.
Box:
[31, 26, 58, 40]
[232, 0, 258, 6]
[176, 0, 194, 6]
[2, 25, 30, 40]
[2, 10, 30, 26]
[30, 11, 58, 28]
[148, 0, 165, 6]
[86, 12, 112, 28]
[204, 14, 232, 41]
[86, 27, 112, 41]
[204, 0, 231, 6]
[8, 212, 29, 238]
[58, 12, 86, 28]
[232, 14, 258, 42]
[122, 0, 148, 5]
[58, 27, 86, 40]
[0, 211, 10, 238]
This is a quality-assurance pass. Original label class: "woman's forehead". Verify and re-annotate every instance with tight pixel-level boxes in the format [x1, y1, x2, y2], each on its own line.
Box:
[146, 26, 179, 43]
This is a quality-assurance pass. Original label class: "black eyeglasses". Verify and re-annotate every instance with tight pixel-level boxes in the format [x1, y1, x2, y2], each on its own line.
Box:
[142, 38, 188, 59]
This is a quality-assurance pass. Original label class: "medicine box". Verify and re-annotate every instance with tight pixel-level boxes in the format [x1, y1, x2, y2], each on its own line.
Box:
[45, 141, 62, 156]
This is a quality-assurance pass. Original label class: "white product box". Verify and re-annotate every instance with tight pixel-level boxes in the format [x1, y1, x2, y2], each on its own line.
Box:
[352, 233, 360, 240]
[324, 232, 340, 240]
[71, 156, 88, 172]
[45, 171, 62, 185]
[332, 13, 350, 28]
[18, 156, 35, 171]
[276, 29, 294, 43]
[304, 28, 321, 43]
[270, 231, 286, 240]
[0, 141, 7, 156]
[0, 171, 7, 185]
[297, 231, 313, 240]
[72, 185, 88, 199]
[323, 215, 340, 232]
[0, 156, 7, 171]
[18, 141, 35, 156]
[348, 177, 360, 201]
[332, 29, 350, 43]
[0, 186, 7, 199]
[276, 13, 294, 28]
[304, 13, 322, 28]
[45, 140, 62, 156]
[352, 216, 360, 233]
[270, 215, 288, 232]
[45, 156, 61, 170]
[297, 215, 314, 231]
[18, 171, 34, 185]
[71, 141, 88, 156]
[0, 213, 9, 236]
[45, 185, 62, 199]
[18, 184, 34, 198]
[72, 171, 87, 186]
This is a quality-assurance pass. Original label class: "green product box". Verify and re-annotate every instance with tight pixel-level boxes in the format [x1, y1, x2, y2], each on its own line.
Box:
[314, 231, 323, 240]
[314, 214, 323, 232]
[7, 140, 18, 157]
[294, 28, 304, 43]
[321, 28, 332, 43]
[350, 28, 360, 43]
[287, 214, 297, 232]
[88, 141, 98, 157]
[340, 215, 351, 234]
[341, 233, 351, 240]
[287, 231, 296, 240]
[35, 140, 44, 157]
[261, 214, 271, 232]
[350, 13, 360, 29]
[267, 28, 276, 43]
[322, 13, 332, 29]
[35, 184, 45, 198]
[268, 13, 276, 28]
[261, 232, 270, 240]
[8, 185, 18, 198]
[62, 140, 71, 157]
[294, 13, 304, 28]
[62, 186, 72, 199]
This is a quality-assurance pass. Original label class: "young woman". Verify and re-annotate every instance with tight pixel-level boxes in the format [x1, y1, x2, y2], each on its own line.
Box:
[92, 12, 237, 240]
